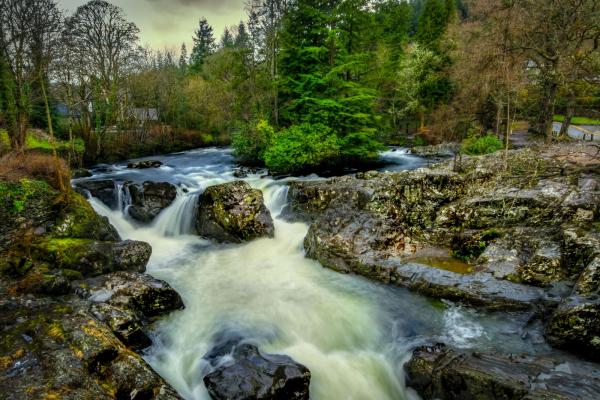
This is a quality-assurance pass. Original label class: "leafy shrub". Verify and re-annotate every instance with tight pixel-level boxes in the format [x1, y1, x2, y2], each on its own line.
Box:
[264, 123, 340, 174]
[339, 129, 384, 161]
[232, 119, 274, 166]
[461, 134, 503, 155]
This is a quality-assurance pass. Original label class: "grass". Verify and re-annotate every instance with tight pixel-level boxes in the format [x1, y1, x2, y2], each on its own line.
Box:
[553, 115, 600, 125]
[0, 129, 84, 156]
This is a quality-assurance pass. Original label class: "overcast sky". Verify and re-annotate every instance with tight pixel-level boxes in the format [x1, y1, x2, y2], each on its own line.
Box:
[58, 0, 247, 52]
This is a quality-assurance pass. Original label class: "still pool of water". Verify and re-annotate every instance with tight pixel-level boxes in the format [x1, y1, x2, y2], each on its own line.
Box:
[78, 148, 549, 400]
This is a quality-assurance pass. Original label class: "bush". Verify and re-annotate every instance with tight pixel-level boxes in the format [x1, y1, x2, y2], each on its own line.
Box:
[232, 119, 274, 166]
[339, 129, 384, 161]
[461, 134, 503, 155]
[263, 123, 341, 174]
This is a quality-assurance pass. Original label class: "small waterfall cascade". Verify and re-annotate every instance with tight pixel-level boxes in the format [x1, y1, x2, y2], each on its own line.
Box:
[265, 184, 290, 217]
[114, 181, 132, 213]
[153, 191, 200, 237]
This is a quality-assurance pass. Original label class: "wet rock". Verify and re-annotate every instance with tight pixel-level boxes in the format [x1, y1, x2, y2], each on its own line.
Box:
[33, 239, 151, 277]
[476, 229, 566, 287]
[196, 181, 274, 243]
[561, 226, 600, 276]
[75, 179, 118, 208]
[126, 181, 178, 223]
[0, 300, 181, 399]
[203, 342, 310, 400]
[436, 178, 571, 229]
[546, 295, 600, 361]
[90, 302, 152, 350]
[86, 271, 184, 320]
[561, 175, 599, 222]
[405, 343, 600, 400]
[72, 168, 92, 179]
[127, 160, 163, 169]
[574, 255, 600, 295]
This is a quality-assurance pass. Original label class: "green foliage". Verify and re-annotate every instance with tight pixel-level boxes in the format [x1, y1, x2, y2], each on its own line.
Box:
[232, 119, 274, 165]
[461, 134, 503, 155]
[264, 123, 341, 174]
[24, 132, 85, 157]
[190, 17, 215, 71]
[0, 179, 52, 214]
[416, 0, 455, 48]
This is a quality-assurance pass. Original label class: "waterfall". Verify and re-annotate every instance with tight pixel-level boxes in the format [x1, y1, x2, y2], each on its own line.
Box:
[153, 193, 199, 237]
[114, 181, 132, 213]
[266, 184, 290, 217]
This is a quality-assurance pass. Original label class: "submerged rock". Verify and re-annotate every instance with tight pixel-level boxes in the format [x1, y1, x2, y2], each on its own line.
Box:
[203, 340, 310, 400]
[127, 160, 163, 169]
[126, 181, 178, 223]
[196, 181, 274, 243]
[405, 343, 600, 400]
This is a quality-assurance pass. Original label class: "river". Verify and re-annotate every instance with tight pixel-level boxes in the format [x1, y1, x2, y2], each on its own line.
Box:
[77, 147, 548, 399]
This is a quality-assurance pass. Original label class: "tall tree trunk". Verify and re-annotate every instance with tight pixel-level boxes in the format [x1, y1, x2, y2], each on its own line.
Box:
[40, 71, 65, 192]
[559, 103, 574, 139]
[534, 80, 558, 141]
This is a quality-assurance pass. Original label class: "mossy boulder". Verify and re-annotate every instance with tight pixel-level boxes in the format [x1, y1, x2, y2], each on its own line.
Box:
[32, 238, 151, 277]
[196, 181, 274, 243]
[53, 191, 120, 241]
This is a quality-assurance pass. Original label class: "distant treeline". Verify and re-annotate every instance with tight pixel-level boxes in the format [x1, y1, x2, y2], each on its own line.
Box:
[0, 0, 598, 171]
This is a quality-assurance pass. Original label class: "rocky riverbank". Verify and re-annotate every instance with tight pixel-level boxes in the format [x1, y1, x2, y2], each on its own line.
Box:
[285, 143, 600, 398]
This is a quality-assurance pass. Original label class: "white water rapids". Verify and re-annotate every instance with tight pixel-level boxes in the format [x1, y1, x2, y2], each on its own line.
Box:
[80, 148, 548, 400]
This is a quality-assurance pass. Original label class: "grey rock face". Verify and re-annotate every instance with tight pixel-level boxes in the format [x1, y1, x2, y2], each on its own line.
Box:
[405, 343, 600, 400]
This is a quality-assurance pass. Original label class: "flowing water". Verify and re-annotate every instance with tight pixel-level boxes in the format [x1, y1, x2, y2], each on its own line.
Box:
[77, 148, 549, 400]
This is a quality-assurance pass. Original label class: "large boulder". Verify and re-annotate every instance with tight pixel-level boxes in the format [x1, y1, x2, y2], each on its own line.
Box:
[32, 238, 151, 277]
[203, 340, 310, 400]
[86, 271, 184, 349]
[404, 344, 600, 400]
[126, 181, 178, 223]
[53, 191, 120, 242]
[196, 181, 274, 243]
[75, 179, 118, 208]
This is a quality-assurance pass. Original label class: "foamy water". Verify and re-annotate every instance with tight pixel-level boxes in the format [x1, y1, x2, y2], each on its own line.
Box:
[79, 147, 548, 399]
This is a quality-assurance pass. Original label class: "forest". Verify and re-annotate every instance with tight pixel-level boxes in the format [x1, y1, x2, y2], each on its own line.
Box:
[1, 0, 599, 172]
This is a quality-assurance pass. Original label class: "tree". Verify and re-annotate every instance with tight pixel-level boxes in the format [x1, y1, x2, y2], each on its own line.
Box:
[395, 44, 452, 130]
[190, 17, 215, 71]
[506, 0, 600, 140]
[0, 0, 63, 150]
[64, 0, 140, 157]
[220, 28, 235, 49]
[415, 0, 454, 49]
[179, 43, 188, 70]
